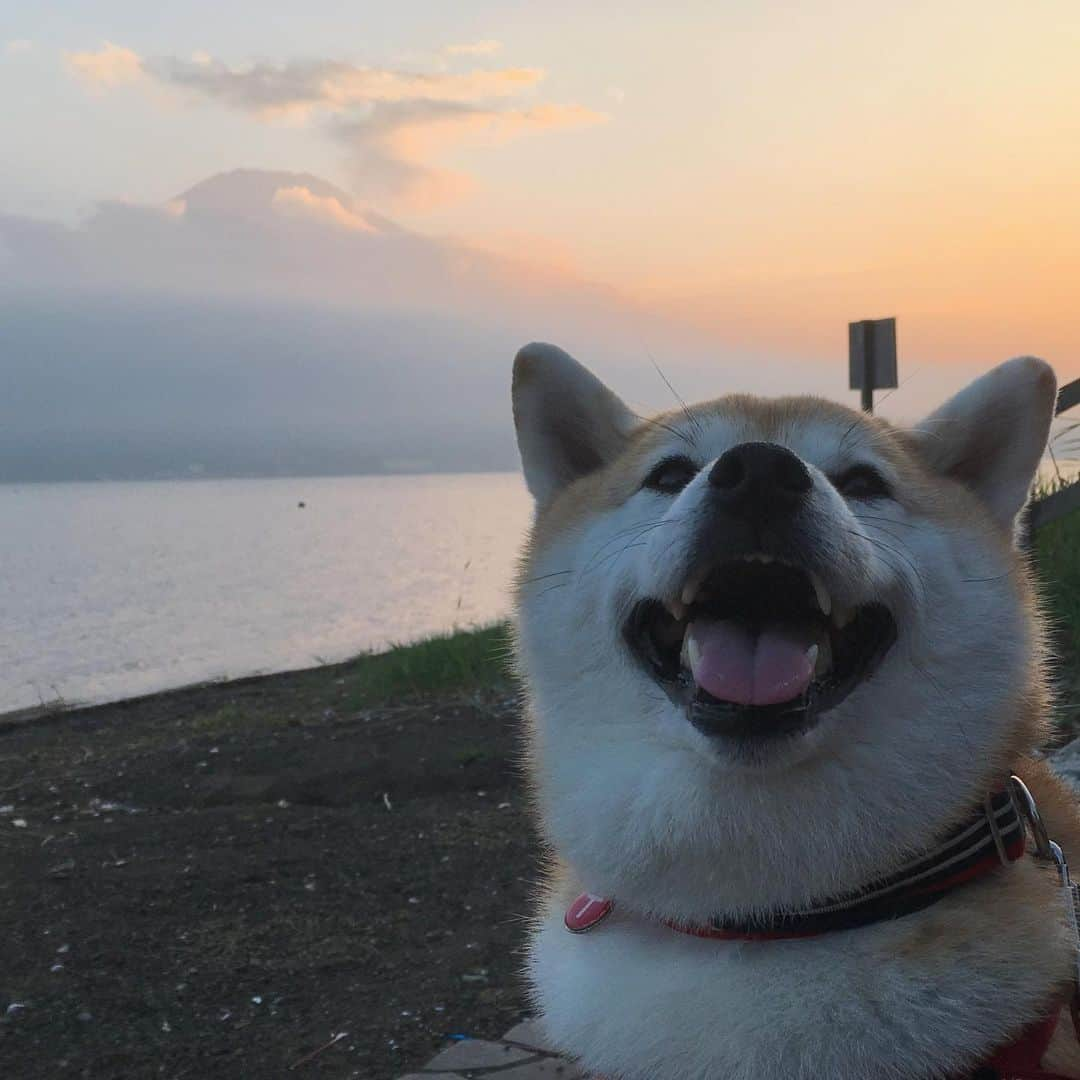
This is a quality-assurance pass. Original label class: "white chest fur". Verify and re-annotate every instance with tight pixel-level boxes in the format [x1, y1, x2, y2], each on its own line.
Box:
[528, 862, 1073, 1080]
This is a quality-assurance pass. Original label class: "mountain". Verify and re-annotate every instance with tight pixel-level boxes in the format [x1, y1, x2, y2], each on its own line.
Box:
[0, 168, 717, 482]
[179, 169, 361, 218]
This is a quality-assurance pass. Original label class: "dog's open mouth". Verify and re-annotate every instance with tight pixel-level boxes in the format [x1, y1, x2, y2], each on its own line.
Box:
[625, 558, 896, 742]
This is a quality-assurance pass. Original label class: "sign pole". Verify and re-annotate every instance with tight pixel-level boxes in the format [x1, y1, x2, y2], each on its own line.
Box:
[849, 317, 896, 415]
[861, 321, 875, 413]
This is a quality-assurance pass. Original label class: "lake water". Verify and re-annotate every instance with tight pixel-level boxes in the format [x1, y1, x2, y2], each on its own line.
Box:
[0, 473, 533, 714]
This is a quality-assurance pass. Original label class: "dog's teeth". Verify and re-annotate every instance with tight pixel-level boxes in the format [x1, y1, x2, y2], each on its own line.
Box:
[814, 634, 833, 676]
[834, 606, 855, 629]
[683, 632, 701, 673]
[806, 644, 819, 671]
[666, 598, 687, 620]
[810, 574, 832, 617]
[681, 569, 707, 607]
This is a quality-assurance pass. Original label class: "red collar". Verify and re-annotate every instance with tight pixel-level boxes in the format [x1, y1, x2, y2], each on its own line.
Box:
[565, 788, 1025, 940]
[563, 777, 1080, 1078]
[981, 1012, 1069, 1079]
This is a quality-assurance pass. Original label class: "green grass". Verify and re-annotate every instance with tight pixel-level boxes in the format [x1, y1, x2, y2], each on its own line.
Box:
[343, 622, 514, 706]
[1035, 476, 1080, 662]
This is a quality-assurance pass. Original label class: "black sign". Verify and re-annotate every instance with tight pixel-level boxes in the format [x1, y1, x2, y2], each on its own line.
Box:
[849, 318, 898, 390]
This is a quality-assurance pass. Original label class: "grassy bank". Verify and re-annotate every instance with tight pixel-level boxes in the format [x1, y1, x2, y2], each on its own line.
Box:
[343, 622, 514, 706]
[1035, 480, 1080, 662]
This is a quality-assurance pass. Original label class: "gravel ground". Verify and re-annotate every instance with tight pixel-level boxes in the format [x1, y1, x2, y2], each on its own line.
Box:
[0, 668, 541, 1079]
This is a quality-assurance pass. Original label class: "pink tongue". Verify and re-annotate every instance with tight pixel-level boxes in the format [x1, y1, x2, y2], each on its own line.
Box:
[687, 620, 815, 707]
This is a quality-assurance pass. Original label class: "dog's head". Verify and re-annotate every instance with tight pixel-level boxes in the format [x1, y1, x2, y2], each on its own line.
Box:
[511, 344, 1057, 920]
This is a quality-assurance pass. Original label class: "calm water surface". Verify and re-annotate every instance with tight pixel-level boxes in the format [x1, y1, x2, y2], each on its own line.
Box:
[1, 473, 532, 713]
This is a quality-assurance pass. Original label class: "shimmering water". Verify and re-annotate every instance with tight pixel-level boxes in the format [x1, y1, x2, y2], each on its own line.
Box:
[1, 473, 532, 713]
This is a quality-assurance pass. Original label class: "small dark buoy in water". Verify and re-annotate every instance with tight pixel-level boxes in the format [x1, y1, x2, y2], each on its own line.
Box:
[298, 501, 306, 509]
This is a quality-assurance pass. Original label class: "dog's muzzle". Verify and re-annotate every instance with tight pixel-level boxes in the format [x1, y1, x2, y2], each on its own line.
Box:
[624, 444, 897, 751]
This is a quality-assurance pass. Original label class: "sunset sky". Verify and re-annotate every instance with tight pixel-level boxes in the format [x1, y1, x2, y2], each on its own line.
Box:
[3, 0, 1079, 427]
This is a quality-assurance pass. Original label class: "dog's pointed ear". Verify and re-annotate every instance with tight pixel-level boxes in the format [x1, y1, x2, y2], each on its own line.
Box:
[512, 342, 637, 504]
[912, 356, 1056, 531]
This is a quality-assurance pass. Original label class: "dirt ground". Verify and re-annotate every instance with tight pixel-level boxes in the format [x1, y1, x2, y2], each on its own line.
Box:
[0, 667, 541, 1079]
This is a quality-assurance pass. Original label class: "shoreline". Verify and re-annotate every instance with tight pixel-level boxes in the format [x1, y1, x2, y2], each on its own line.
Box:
[0, 621, 512, 731]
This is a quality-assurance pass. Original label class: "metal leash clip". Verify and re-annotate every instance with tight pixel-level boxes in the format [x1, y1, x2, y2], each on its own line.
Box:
[1009, 775, 1080, 1041]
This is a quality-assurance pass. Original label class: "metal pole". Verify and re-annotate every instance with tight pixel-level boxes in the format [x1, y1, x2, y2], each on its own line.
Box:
[861, 320, 875, 413]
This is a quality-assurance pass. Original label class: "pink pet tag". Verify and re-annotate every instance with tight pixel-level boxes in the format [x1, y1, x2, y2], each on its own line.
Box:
[564, 893, 614, 933]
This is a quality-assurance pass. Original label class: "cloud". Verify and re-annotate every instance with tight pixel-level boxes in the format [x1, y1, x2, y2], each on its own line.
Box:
[67, 45, 605, 210]
[6, 39, 32, 55]
[271, 185, 376, 231]
[444, 40, 502, 57]
[66, 42, 143, 87]
[144, 54, 544, 121]
[336, 99, 605, 208]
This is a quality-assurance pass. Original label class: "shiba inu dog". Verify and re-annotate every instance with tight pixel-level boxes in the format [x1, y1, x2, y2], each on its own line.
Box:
[511, 343, 1080, 1079]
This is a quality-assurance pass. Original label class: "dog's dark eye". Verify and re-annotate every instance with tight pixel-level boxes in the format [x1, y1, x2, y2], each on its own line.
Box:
[643, 456, 698, 495]
[833, 464, 892, 501]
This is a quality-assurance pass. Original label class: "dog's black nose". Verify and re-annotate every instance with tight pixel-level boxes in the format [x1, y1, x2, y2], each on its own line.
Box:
[708, 442, 811, 519]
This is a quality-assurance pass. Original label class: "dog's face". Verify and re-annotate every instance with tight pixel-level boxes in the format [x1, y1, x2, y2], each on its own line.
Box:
[512, 345, 1057, 919]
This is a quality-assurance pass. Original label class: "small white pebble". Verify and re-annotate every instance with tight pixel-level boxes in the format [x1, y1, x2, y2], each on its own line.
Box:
[251, 995, 262, 1005]
[12, 819, 27, 828]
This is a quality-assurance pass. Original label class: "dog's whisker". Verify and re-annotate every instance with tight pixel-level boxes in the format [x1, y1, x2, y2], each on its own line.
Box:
[647, 351, 705, 443]
[855, 512, 921, 530]
[519, 569, 573, 585]
[534, 581, 571, 599]
[582, 517, 684, 574]
[631, 411, 696, 449]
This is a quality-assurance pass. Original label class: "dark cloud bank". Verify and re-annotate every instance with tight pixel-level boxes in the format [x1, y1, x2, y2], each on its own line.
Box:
[0, 169, 809, 482]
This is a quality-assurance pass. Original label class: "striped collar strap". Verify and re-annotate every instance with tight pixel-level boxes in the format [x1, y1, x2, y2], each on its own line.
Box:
[565, 788, 1025, 940]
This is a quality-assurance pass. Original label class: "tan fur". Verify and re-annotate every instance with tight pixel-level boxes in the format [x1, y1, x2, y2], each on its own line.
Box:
[514, 355, 1080, 1078]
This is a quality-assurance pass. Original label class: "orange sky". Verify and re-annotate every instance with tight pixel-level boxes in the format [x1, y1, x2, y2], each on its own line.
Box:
[5, 2, 1079, 380]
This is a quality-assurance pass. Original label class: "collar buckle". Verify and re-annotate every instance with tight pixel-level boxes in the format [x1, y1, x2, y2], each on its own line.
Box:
[1008, 774, 1056, 862]
[1009, 774, 1080, 1042]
